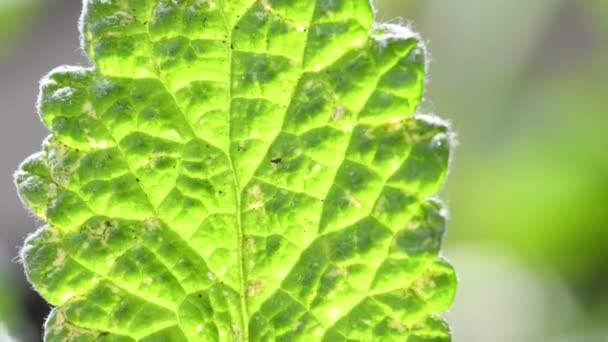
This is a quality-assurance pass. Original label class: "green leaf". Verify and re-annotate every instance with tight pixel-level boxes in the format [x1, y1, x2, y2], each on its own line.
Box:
[15, 0, 455, 340]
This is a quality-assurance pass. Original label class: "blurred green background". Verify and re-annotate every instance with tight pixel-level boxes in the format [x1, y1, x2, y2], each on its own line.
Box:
[1, 0, 606, 341]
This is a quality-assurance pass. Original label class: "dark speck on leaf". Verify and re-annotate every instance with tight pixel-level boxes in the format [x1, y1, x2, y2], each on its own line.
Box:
[136, 178, 140, 182]
[270, 157, 282, 165]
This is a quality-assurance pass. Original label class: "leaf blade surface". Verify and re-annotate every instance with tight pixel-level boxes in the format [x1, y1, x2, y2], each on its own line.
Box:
[16, 0, 456, 341]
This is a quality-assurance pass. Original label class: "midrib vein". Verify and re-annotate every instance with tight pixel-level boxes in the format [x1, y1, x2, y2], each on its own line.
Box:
[218, 1, 249, 341]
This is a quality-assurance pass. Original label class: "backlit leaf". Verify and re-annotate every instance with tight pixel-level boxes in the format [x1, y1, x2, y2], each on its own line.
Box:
[15, 0, 456, 340]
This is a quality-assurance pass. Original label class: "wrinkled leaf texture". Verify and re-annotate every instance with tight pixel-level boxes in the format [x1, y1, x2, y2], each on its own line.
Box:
[15, 0, 456, 341]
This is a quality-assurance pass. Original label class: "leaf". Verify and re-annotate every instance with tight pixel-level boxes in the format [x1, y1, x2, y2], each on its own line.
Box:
[15, 0, 456, 341]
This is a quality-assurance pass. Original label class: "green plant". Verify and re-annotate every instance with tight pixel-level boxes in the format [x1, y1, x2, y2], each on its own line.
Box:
[15, 0, 455, 340]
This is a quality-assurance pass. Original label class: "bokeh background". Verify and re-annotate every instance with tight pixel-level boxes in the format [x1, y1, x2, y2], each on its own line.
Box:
[0, 0, 606, 341]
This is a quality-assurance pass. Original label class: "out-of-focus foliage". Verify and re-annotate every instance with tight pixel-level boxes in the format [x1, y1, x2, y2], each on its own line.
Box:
[440, 0, 608, 288]
[0, 0, 40, 59]
[0, 262, 17, 336]
[455, 70, 608, 282]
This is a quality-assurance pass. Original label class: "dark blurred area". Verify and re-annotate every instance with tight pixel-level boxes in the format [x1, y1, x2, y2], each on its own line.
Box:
[1, 0, 607, 341]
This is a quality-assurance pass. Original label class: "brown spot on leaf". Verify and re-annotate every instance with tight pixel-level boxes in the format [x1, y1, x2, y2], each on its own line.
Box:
[246, 279, 264, 297]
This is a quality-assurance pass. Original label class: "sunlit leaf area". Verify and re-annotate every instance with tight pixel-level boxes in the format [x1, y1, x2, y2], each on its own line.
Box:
[1, 0, 607, 341]
[15, 0, 456, 340]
